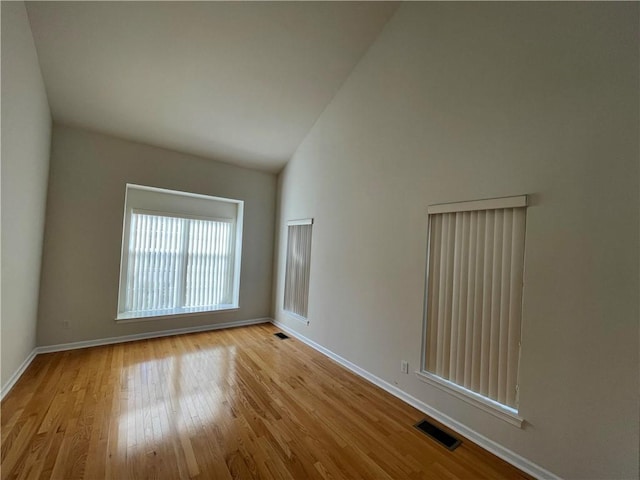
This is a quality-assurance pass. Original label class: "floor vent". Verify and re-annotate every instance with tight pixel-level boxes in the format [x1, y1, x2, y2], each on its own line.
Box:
[414, 419, 461, 451]
[274, 332, 289, 340]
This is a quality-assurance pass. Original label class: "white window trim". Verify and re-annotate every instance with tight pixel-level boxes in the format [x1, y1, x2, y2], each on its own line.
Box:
[115, 184, 244, 322]
[116, 306, 240, 323]
[287, 218, 313, 226]
[284, 310, 310, 326]
[427, 195, 527, 214]
[415, 371, 524, 427]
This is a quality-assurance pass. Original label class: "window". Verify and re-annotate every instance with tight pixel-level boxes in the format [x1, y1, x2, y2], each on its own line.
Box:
[283, 219, 313, 321]
[116, 184, 243, 321]
[419, 195, 527, 426]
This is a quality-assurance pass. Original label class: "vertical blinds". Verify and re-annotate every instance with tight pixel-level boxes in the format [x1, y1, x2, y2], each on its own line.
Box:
[425, 205, 526, 409]
[125, 212, 234, 313]
[283, 222, 313, 318]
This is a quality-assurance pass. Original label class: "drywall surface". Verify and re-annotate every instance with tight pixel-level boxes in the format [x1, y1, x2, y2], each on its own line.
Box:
[38, 125, 276, 346]
[1, 2, 52, 389]
[26, 2, 398, 172]
[274, 3, 639, 478]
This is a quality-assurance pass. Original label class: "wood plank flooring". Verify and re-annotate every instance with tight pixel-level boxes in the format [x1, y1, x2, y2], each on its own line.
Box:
[1, 323, 530, 479]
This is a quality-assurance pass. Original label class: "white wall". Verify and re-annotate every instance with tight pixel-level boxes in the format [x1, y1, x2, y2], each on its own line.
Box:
[274, 3, 639, 479]
[1, 2, 52, 390]
[37, 125, 276, 346]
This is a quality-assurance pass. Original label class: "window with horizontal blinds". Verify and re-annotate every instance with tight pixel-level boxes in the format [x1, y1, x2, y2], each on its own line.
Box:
[422, 196, 527, 412]
[283, 219, 313, 320]
[117, 185, 243, 321]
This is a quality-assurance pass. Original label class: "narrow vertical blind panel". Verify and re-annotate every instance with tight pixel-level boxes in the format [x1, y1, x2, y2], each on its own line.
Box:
[425, 206, 526, 410]
[125, 212, 234, 314]
[283, 223, 313, 318]
[185, 219, 233, 308]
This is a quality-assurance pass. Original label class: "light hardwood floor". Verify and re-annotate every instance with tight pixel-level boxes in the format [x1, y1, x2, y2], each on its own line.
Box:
[1, 323, 530, 479]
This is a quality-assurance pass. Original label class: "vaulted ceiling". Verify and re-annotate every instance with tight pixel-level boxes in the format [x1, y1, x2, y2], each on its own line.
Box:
[26, 2, 398, 172]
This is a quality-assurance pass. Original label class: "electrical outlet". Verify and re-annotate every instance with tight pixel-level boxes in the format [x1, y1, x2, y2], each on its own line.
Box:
[63, 320, 70, 329]
[401, 360, 409, 374]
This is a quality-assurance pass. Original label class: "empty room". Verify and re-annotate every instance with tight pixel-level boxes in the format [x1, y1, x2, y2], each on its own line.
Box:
[1, 1, 638, 479]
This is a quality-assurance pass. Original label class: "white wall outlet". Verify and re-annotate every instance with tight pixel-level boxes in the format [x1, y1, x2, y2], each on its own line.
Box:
[401, 360, 409, 374]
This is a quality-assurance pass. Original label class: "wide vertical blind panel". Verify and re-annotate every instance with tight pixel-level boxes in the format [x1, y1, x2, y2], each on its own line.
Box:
[126, 213, 186, 313]
[125, 213, 234, 313]
[283, 224, 312, 318]
[425, 207, 526, 409]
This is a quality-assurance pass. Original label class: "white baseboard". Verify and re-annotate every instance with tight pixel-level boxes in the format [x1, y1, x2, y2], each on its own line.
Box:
[271, 319, 560, 480]
[1, 318, 270, 400]
[1, 348, 38, 401]
[37, 317, 270, 353]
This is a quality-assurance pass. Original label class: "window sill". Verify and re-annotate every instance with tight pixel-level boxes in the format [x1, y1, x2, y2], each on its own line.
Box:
[415, 371, 524, 428]
[116, 305, 239, 323]
[283, 310, 309, 325]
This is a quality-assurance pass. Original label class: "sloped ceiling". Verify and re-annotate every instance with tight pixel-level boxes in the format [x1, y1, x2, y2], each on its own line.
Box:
[26, 1, 398, 172]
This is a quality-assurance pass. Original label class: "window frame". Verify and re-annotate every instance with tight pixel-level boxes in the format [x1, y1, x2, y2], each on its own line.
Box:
[283, 218, 313, 324]
[115, 184, 243, 322]
[418, 195, 527, 427]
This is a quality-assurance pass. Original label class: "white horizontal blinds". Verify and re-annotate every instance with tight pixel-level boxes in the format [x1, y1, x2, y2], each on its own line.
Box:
[425, 205, 526, 409]
[283, 223, 313, 317]
[185, 219, 234, 307]
[126, 213, 186, 313]
[125, 212, 234, 313]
